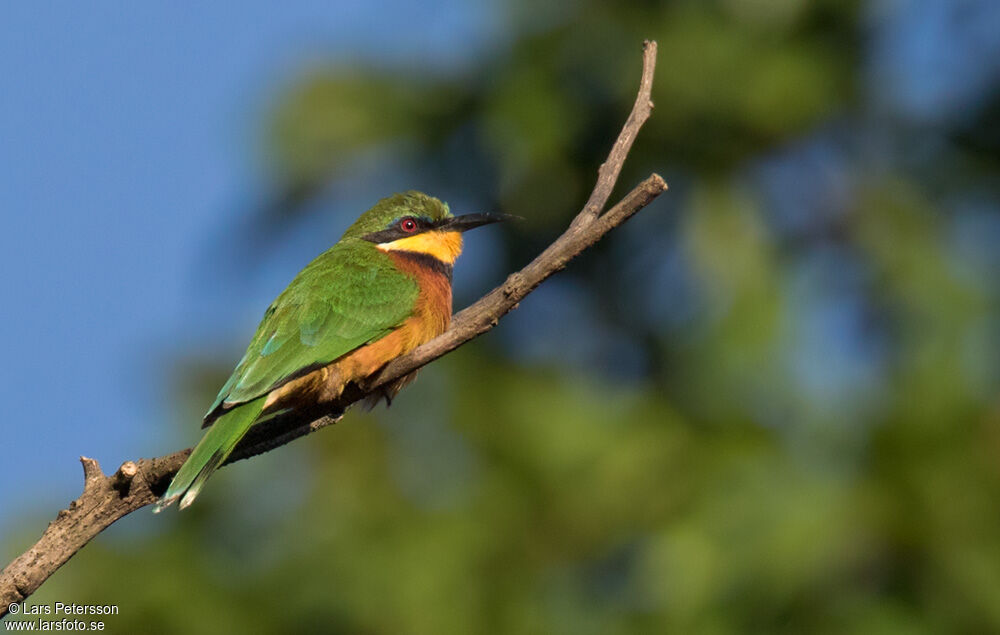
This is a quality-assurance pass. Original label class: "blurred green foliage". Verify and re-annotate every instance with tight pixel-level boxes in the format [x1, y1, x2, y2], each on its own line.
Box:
[9, 0, 1000, 633]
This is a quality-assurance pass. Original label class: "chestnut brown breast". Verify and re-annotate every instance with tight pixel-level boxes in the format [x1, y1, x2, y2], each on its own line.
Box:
[263, 250, 453, 412]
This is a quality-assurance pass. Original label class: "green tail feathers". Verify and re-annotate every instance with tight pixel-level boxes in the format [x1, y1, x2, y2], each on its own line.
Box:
[153, 397, 266, 513]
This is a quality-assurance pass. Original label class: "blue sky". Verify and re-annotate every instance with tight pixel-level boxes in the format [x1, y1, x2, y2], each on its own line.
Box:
[0, 1, 497, 531]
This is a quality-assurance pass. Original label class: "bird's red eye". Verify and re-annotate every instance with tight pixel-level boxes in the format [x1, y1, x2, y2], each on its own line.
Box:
[400, 218, 418, 233]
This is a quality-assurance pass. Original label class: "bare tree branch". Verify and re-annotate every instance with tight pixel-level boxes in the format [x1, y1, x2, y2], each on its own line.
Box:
[0, 40, 664, 617]
[571, 37, 657, 230]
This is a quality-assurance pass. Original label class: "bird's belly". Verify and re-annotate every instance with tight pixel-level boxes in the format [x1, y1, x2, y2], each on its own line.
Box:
[264, 262, 452, 413]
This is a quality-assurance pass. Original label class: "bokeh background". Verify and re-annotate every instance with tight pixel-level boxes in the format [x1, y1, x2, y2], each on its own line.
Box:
[4, 0, 1000, 633]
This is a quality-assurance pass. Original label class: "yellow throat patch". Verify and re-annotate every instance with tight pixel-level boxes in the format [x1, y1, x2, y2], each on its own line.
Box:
[377, 230, 464, 264]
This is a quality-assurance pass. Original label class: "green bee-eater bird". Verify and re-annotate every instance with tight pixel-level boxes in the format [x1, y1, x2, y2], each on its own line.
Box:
[153, 191, 504, 512]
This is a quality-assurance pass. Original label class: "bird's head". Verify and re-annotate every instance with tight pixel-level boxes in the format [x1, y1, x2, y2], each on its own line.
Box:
[343, 191, 508, 265]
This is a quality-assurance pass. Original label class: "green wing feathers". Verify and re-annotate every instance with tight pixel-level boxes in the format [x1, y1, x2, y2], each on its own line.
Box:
[205, 240, 419, 421]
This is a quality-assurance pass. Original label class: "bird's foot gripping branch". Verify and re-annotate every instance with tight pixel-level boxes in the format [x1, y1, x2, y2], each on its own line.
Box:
[0, 39, 666, 617]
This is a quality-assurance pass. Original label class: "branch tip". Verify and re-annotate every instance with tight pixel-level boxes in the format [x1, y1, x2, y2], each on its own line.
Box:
[79, 456, 103, 482]
[112, 461, 139, 494]
[573, 38, 658, 227]
[116, 461, 139, 480]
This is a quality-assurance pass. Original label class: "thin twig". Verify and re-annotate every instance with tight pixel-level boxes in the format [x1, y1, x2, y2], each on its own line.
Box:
[571, 39, 657, 230]
[0, 40, 666, 616]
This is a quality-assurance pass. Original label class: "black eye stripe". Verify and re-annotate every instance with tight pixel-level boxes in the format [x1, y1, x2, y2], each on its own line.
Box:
[361, 215, 434, 243]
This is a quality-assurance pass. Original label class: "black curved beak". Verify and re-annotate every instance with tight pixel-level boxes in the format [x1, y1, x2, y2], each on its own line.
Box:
[436, 213, 516, 232]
